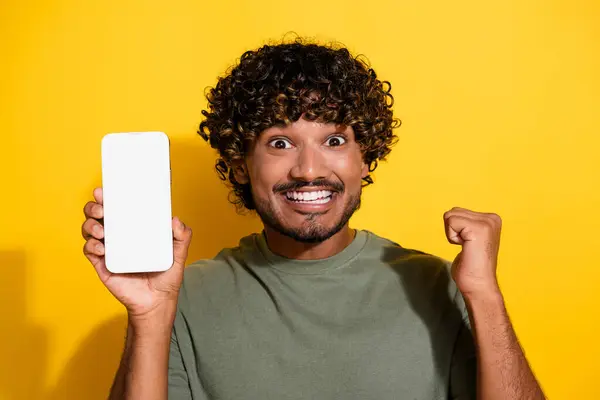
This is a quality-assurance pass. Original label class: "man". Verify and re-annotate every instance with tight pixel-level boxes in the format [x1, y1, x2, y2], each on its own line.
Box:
[82, 40, 545, 399]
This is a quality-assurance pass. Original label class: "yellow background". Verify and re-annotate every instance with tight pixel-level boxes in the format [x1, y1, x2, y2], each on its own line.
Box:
[1, 0, 599, 399]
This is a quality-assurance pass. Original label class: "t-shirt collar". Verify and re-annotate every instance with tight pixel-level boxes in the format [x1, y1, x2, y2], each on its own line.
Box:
[254, 229, 369, 275]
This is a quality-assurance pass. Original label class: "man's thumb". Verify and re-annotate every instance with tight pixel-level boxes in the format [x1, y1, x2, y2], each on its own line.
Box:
[172, 216, 192, 267]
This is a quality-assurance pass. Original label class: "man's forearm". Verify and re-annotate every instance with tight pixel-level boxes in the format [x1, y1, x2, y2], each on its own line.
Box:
[109, 305, 176, 400]
[465, 291, 545, 400]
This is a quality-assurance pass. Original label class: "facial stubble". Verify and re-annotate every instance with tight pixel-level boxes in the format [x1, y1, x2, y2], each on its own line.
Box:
[254, 189, 362, 243]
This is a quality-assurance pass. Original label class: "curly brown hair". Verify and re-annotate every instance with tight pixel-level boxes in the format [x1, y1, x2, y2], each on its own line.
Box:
[198, 38, 401, 211]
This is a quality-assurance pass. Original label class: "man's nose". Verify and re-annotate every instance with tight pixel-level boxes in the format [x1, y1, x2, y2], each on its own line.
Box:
[289, 146, 329, 182]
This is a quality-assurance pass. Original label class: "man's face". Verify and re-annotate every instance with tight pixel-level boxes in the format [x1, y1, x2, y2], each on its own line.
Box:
[239, 118, 369, 243]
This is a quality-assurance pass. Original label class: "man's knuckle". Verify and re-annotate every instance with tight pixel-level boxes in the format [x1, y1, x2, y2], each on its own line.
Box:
[481, 221, 494, 233]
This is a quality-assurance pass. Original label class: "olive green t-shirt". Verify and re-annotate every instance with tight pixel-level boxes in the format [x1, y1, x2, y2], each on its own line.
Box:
[168, 230, 476, 399]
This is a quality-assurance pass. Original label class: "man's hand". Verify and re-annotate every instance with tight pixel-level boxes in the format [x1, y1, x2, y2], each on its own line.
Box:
[82, 187, 193, 321]
[443, 207, 502, 298]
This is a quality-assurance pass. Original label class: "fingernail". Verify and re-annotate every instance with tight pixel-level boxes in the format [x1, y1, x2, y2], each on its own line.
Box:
[96, 244, 104, 253]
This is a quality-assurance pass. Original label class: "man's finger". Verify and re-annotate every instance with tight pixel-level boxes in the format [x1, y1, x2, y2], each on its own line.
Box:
[83, 201, 104, 219]
[93, 187, 104, 205]
[83, 239, 111, 283]
[83, 238, 105, 257]
[445, 207, 499, 226]
[445, 207, 483, 222]
[82, 218, 104, 240]
[444, 214, 477, 244]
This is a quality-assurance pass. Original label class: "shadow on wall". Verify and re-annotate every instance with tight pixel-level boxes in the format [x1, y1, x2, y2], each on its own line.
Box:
[46, 316, 128, 400]
[0, 251, 48, 400]
[168, 135, 262, 262]
[45, 135, 262, 399]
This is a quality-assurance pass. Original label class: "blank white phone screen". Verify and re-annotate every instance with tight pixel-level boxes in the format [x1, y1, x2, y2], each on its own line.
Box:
[101, 131, 173, 273]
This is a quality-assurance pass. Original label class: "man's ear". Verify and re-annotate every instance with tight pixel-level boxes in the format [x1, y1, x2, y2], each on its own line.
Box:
[232, 161, 249, 184]
[361, 161, 369, 179]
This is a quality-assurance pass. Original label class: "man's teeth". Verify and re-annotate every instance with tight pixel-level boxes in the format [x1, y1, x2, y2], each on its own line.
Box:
[285, 190, 333, 203]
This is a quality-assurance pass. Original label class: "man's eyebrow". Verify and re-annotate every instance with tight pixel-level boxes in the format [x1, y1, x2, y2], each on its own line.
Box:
[259, 123, 287, 136]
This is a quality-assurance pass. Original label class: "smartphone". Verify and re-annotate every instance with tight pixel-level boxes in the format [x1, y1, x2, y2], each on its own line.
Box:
[101, 131, 174, 273]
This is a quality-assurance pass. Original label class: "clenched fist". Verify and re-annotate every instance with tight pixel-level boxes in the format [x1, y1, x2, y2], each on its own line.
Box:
[443, 207, 502, 298]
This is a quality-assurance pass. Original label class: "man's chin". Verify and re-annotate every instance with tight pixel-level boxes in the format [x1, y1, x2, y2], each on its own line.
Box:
[271, 223, 343, 244]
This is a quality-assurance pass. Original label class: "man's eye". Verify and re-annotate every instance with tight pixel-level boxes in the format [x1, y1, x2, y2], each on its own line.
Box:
[269, 138, 293, 149]
[326, 136, 346, 147]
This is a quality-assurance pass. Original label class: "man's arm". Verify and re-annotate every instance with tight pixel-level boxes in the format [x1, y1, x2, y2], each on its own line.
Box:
[443, 207, 545, 400]
[109, 305, 176, 400]
[81, 189, 193, 399]
[464, 290, 544, 400]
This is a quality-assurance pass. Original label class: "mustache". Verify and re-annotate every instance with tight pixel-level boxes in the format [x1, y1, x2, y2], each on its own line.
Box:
[273, 178, 345, 193]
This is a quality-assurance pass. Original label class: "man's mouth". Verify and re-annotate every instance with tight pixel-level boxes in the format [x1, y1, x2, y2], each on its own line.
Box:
[284, 190, 333, 204]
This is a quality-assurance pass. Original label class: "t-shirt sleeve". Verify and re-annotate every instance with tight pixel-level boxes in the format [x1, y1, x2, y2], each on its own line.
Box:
[168, 310, 193, 400]
[449, 289, 478, 400]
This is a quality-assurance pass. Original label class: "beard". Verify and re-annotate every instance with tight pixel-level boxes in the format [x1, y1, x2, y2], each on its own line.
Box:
[254, 189, 362, 244]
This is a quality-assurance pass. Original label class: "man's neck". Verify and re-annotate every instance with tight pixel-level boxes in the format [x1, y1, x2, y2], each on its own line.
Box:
[263, 225, 356, 260]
